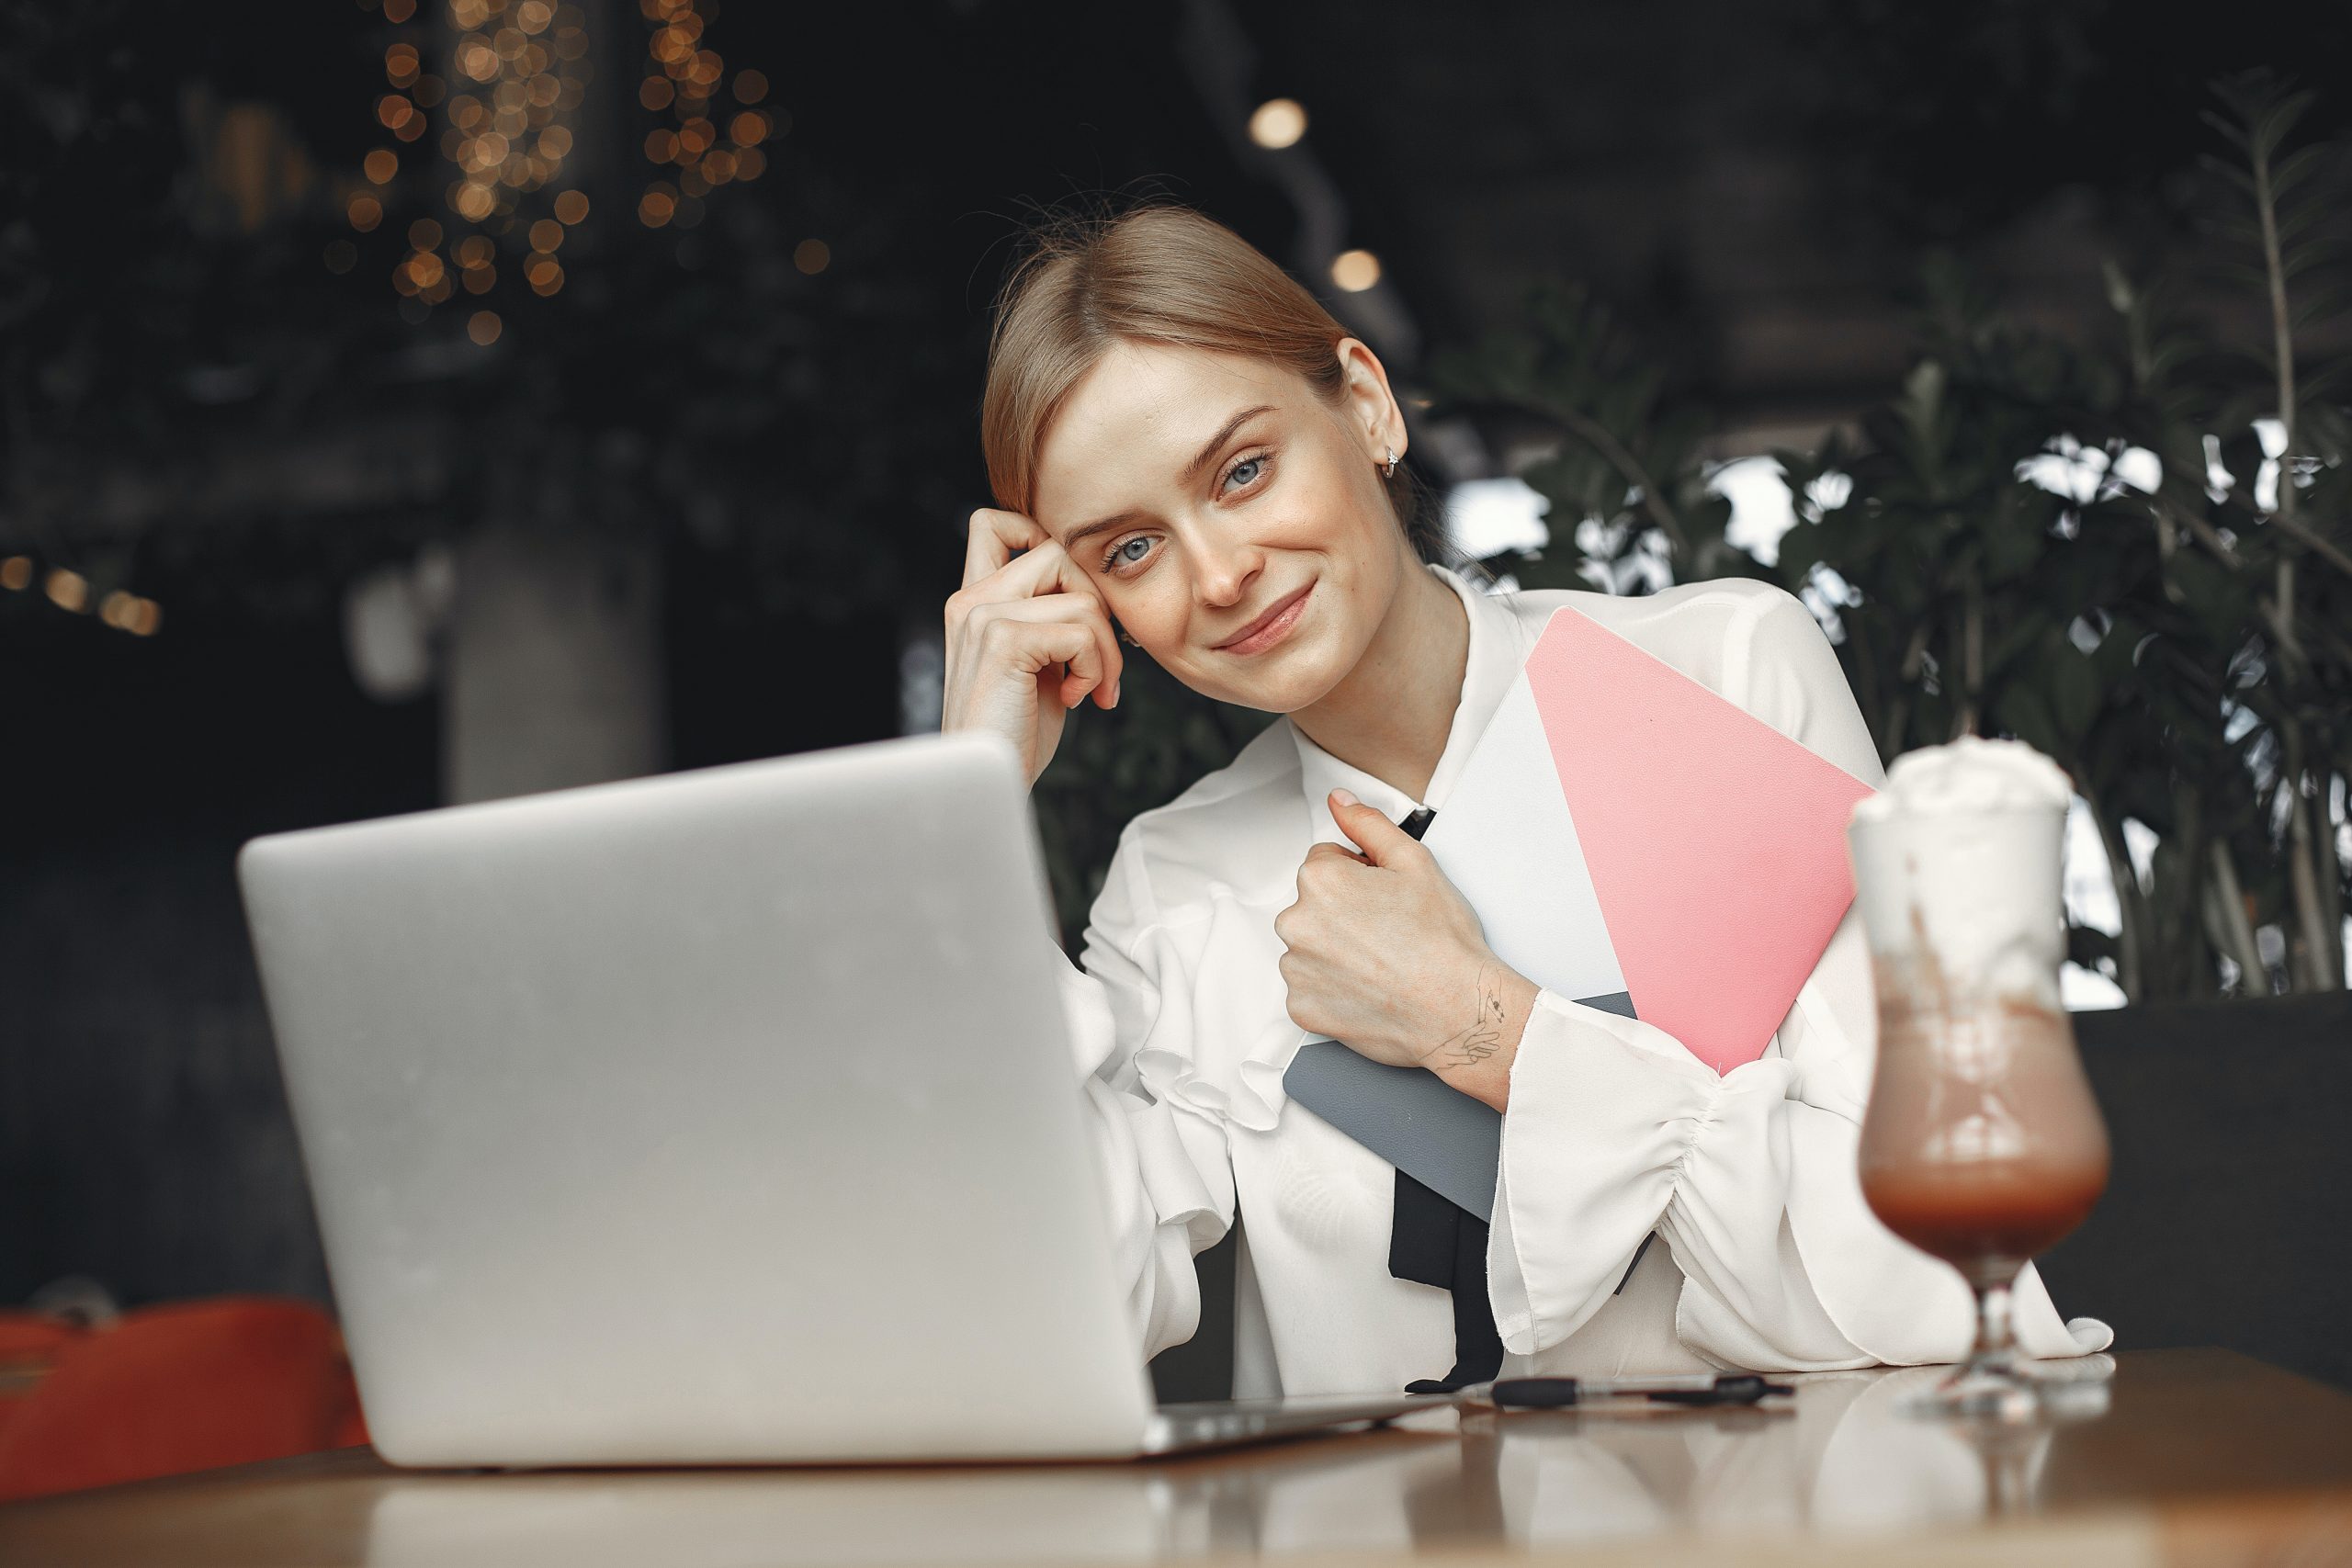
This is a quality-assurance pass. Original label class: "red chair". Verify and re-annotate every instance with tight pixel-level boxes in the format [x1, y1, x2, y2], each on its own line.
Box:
[0, 1297, 369, 1502]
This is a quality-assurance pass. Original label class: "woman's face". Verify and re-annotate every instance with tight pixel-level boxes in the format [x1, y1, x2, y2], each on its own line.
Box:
[1029, 338, 1412, 714]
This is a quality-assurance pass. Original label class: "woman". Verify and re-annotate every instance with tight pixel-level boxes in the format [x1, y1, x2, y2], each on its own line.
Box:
[944, 202, 2111, 1396]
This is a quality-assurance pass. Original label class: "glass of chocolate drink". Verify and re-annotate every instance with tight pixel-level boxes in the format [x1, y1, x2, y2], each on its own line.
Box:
[1847, 737, 2111, 1418]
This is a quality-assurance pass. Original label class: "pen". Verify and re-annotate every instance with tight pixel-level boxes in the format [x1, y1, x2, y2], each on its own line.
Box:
[1453, 1373, 1794, 1409]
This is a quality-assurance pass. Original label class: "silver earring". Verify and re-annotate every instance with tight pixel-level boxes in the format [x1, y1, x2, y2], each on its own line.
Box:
[1118, 628, 1138, 648]
[1384, 446, 1399, 479]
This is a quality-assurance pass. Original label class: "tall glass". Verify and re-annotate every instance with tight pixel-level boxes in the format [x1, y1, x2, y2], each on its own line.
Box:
[1847, 740, 2110, 1418]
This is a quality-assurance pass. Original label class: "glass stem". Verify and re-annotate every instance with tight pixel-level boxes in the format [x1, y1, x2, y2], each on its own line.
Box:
[1965, 1278, 2018, 1378]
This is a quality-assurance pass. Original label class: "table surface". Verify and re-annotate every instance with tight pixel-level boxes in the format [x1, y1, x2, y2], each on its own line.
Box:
[4, 1348, 2350, 1568]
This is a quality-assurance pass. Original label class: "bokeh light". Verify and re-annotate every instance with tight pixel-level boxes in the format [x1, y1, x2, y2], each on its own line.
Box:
[794, 238, 830, 275]
[0, 557, 31, 592]
[1249, 97, 1308, 150]
[468, 310, 503, 344]
[45, 569, 89, 614]
[343, 0, 762, 318]
[1330, 248, 1382, 291]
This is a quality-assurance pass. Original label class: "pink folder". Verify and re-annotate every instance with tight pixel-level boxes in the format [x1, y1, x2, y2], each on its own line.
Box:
[1283, 600, 1880, 1216]
[1509, 604, 1875, 1073]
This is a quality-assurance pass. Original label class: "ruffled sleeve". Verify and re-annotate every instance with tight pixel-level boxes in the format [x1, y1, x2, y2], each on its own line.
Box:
[1486, 587, 2115, 1370]
[1059, 827, 1238, 1360]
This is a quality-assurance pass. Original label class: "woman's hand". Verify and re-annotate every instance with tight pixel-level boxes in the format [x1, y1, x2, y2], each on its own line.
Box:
[1273, 789, 1539, 1111]
[942, 508, 1124, 789]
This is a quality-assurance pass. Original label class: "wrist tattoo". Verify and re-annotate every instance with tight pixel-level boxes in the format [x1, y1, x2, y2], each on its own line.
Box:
[1436, 963, 1510, 1069]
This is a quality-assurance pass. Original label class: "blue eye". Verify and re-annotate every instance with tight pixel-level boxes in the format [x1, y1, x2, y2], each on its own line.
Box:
[1102, 534, 1155, 573]
[1226, 454, 1264, 489]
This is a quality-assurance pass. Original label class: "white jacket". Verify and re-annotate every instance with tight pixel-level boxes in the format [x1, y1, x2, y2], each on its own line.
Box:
[1056, 562, 2115, 1395]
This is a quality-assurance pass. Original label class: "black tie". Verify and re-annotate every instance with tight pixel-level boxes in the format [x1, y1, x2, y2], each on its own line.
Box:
[1381, 805, 1652, 1393]
[1381, 807, 1502, 1393]
[1391, 1167, 1504, 1393]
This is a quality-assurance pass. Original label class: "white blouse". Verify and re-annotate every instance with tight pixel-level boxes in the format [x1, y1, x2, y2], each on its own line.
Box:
[1053, 562, 2114, 1395]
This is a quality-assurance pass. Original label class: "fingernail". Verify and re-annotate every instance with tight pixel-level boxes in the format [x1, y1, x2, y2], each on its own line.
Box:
[1330, 788, 1357, 807]
[1112, 679, 1121, 706]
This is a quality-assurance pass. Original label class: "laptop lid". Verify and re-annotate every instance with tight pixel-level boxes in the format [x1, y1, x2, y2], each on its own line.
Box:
[239, 733, 1155, 1464]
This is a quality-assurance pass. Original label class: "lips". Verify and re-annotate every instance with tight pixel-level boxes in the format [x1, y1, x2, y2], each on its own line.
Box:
[1213, 581, 1313, 653]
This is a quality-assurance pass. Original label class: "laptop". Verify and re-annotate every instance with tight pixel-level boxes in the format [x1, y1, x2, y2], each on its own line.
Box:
[238, 731, 1440, 1465]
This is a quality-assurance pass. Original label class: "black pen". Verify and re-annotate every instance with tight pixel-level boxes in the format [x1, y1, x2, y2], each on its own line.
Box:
[1452, 1373, 1794, 1409]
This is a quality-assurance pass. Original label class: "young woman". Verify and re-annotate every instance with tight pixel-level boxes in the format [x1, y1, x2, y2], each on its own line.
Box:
[944, 203, 2111, 1396]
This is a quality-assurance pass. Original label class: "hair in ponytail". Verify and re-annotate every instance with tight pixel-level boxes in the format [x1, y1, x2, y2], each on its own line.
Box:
[980, 198, 1444, 562]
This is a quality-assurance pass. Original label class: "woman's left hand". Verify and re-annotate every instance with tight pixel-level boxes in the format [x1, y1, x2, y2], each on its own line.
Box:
[1273, 789, 1540, 1109]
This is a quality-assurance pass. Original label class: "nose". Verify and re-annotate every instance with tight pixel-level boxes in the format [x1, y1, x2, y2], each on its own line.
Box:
[1188, 516, 1263, 611]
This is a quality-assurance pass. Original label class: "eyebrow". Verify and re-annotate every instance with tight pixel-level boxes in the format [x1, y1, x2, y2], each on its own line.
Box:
[1060, 403, 1278, 551]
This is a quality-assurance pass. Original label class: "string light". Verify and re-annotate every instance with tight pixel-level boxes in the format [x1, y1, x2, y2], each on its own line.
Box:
[343, 0, 779, 325]
[3, 558, 158, 631]
[639, 0, 777, 226]
[44, 569, 89, 613]
[344, 0, 595, 324]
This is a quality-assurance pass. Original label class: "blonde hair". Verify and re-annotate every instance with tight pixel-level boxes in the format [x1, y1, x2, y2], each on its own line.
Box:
[979, 200, 1440, 558]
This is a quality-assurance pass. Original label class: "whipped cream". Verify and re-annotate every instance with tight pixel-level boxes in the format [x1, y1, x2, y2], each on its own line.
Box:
[1850, 735, 2074, 825]
[1847, 738, 2074, 1009]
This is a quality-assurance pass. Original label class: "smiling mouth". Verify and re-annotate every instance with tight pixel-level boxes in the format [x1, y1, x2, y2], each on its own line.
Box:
[1213, 581, 1314, 654]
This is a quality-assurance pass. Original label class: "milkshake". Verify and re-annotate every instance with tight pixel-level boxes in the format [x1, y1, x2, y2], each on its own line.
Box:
[1846, 737, 2111, 1412]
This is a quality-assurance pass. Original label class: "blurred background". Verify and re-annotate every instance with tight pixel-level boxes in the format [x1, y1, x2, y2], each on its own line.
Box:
[4, 0, 2349, 1422]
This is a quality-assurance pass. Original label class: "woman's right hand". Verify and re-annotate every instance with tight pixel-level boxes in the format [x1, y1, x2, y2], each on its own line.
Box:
[942, 507, 1124, 789]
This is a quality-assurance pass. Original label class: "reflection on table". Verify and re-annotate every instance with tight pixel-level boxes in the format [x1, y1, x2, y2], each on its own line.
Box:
[6, 1349, 2352, 1568]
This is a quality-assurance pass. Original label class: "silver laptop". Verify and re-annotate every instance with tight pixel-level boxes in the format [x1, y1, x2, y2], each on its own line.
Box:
[238, 732, 1438, 1465]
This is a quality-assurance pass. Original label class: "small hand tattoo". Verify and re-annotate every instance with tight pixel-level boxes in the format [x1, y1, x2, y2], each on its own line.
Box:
[1436, 964, 1510, 1068]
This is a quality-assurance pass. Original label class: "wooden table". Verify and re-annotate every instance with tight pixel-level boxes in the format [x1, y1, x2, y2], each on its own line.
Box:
[4, 1349, 2348, 1567]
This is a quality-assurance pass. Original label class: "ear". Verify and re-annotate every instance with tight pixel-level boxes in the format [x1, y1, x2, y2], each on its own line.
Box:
[1334, 337, 1406, 469]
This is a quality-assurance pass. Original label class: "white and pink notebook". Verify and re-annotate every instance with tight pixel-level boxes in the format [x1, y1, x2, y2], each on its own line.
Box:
[1284, 603, 1877, 1218]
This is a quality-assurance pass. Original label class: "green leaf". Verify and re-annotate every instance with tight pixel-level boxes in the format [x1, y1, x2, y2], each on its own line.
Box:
[2047, 641, 2106, 736]
[1996, 684, 2066, 760]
